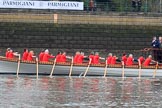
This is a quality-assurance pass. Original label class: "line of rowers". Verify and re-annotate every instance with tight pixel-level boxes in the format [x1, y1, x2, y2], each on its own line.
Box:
[5, 48, 156, 66]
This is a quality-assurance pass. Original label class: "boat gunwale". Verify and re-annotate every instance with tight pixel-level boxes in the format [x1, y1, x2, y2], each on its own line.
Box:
[0, 56, 161, 69]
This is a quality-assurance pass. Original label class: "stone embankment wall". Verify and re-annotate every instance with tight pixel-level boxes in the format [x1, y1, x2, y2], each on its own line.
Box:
[0, 13, 162, 56]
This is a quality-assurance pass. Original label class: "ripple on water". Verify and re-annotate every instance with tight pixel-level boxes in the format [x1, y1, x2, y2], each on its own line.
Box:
[0, 75, 162, 107]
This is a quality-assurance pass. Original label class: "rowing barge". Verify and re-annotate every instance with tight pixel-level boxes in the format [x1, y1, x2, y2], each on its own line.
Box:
[0, 56, 162, 77]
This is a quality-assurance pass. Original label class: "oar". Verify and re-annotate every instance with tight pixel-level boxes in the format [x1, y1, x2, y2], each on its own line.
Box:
[122, 61, 125, 80]
[49, 58, 57, 78]
[103, 60, 108, 77]
[36, 57, 39, 79]
[153, 62, 158, 78]
[138, 59, 142, 80]
[83, 59, 92, 77]
[69, 56, 73, 77]
[16, 54, 21, 78]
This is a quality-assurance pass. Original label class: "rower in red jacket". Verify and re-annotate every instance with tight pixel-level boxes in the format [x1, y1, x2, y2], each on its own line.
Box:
[39, 49, 45, 61]
[22, 48, 28, 60]
[126, 54, 134, 66]
[106, 53, 112, 65]
[74, 51, 80, 63]
[93, 52, 105, 64]
[89, 51, 94, 64]
[5, 48, 10, 58]
[8, 50, 14, 59]
[138, 56, 145, 64]
[143, 55, 155, 66]
[60, 52, 66, 62]
[42, 49, 55, 62]
[122, 53, 127, 65]
[8, 49, 19, 59]
[110, 55, 118, 65]
[60, 52, 72, 62]
[27, 50, 35, 61]
[77, 52, 86, 64]
[56, 51, 62, 63]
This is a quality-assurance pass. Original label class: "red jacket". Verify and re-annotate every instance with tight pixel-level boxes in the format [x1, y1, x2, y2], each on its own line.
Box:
[39, 52, 44, 61]
[60, 55, 66, 62]
[110, 56, 116, 64]
[27, 53, 33, 61]
[93, 55, 99, 64]
[107, 56, 112, 64]
[8, 52, 14, 59]
[56, 54, 62, 62]
[77, 55, 84, 63]
[143, 58, 151, 66]
[126, 57, 133, 66]
[89, 55, 94, 64]
[42, 54, 55, 62]
[122, 55, 127, 65]
[6, 51, 9, 58]
[74, 54, 80, 63]
[22, 52, 28, 60]
[138, 56, 145, 64]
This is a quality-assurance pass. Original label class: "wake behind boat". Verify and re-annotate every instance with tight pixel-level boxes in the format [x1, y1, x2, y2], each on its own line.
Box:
[0, 56, 162, 77]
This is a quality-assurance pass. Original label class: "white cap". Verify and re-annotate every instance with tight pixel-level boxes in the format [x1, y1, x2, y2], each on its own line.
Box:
[45, 49, 49, 53]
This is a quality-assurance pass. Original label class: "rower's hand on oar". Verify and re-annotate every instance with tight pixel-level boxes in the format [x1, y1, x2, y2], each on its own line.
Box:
[66, 56, 72, 59]
[100, 57, 105, 60]
[13, 52, 19, 56]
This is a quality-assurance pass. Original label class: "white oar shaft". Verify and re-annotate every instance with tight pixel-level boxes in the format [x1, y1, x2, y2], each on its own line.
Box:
[83, 59, 92, 77]
[69, 57, 73, 77]
[153, 62, 158, 78]
[138, 60, 142, 80]
[16, 54, 21, 78]
[36, 57, 39, 79]
[122, 61, 125, 80]
[103, 60, 108, 77]
[50, 58, 56, 77]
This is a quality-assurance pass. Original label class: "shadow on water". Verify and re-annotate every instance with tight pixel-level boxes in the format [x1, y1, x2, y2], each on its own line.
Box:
[0, 75, 162, 107]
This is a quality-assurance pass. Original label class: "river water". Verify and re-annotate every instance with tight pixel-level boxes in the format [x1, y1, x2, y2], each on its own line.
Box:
[0, 75, 162, 108]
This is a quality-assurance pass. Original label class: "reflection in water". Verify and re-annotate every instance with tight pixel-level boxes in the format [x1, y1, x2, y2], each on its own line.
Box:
[0, 76, 162, 107]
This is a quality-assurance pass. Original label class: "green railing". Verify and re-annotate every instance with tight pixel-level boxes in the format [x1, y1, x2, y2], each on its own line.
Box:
[0, 0, 162, 14]
[62, 0, 162, 13]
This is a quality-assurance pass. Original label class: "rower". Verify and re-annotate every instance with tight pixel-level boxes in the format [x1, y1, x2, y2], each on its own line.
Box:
[27, 50, 36, 61]
[77, 52, 87, 64]
[89, 51, 94, 64]
[60, 52, 72, 63]
[138, 55, 145, 64]
[8, 49, 19, 59]
[143, 55, 156, 66]
[74, 51, 80, 63]
[5, 48, 10, 58]
[106, 53, 112, 65]
[110, 55, 118, 65]
[56, 51, 62, 63]
[22, 48, 28, 60]
[42, 49, 55, 62]
[93, 52, 105, 64]
[126, 54, 134, 66]
[122, 53, 127, 65]
[39, 49, 45, 61]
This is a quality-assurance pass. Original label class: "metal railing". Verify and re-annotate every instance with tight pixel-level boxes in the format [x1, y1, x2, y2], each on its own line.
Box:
[140, 48, 162, 63]
[0, 0, 162, 15]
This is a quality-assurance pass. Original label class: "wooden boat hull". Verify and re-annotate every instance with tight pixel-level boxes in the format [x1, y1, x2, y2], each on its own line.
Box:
[0, 59, 161, 77]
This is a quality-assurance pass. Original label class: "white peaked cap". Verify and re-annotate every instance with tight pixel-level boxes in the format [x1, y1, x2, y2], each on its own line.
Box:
[45, 49, 49, 53]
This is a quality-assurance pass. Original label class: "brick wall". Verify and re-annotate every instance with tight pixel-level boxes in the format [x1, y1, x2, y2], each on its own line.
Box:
[0, 22, 161, 53]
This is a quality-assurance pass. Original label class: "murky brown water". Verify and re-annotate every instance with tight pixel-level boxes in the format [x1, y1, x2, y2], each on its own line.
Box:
[0, 75, 162, 108]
